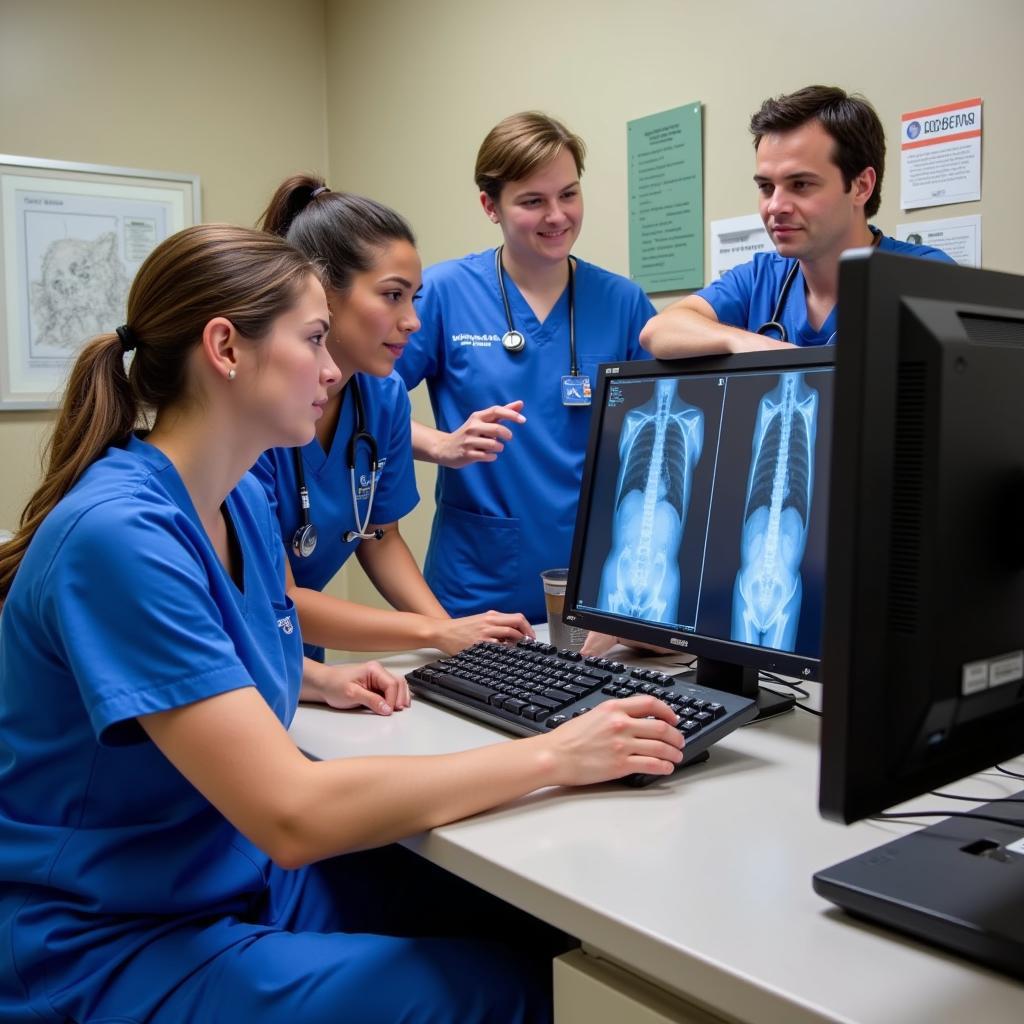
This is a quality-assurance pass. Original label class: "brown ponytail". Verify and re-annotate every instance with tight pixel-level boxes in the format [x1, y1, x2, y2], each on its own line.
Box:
[0, 223, 317, 600]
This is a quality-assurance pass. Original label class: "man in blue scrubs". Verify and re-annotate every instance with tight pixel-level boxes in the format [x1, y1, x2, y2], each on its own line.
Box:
[641, 85, 954, 357]
[397, 112, 655, 623]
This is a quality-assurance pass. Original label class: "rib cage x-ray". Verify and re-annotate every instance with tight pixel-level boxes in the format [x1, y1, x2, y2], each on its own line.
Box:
[597, 380, 704, 624]
[732, 372, 818, 650]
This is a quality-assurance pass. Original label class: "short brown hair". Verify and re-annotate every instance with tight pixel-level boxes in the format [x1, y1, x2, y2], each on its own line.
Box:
[749, 85, 886, 217]
[475, 112, 587, 202]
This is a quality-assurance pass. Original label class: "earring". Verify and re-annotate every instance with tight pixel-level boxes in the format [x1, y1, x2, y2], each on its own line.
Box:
[227, 369, 236, 381]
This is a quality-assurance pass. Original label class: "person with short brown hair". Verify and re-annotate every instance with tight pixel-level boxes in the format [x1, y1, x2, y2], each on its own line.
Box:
[641, 85, 953, 359]
[397, 111, 656, 623]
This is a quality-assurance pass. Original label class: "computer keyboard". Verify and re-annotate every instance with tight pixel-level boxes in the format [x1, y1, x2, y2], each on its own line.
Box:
[406, 638, 758, 786]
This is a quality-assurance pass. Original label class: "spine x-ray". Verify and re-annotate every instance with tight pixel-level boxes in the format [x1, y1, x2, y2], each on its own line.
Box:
[597, 380, 704, 624]
[732, 372, 818, 651]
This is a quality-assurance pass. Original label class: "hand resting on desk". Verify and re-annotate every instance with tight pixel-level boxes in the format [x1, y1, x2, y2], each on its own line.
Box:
[300, 659, 412, 716]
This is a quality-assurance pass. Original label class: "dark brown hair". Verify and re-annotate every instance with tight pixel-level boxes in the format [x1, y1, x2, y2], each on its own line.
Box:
[475, 112, 587, 203]
[749, 85, 886, 217]
[0, 224, 317, 599]
[259, 174, 415, 292]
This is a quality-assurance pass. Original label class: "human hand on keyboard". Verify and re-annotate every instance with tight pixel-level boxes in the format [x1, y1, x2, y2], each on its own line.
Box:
[303, 660, 411, 715]
[537, 694, 684, 786]
[431, 611, 536, 655]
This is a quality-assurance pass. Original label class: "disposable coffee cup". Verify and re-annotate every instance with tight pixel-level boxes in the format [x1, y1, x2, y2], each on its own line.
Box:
[539, 568, 588, 651]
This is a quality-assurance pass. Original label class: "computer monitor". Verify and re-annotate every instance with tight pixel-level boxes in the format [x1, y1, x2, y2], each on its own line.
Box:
[564, 346, 836, 719]
[815, 248, 1024, 978]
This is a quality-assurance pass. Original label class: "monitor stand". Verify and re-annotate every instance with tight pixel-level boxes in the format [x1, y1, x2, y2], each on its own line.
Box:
[693, 657, 795, 721]
[814, 790, 1024, 980]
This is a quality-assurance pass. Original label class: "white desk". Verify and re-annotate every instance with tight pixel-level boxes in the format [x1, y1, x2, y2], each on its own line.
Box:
[290, 638, 1024, 1024]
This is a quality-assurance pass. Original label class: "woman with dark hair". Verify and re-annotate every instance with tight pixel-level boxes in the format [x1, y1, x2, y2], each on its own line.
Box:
[0, 224, 684, 1022]
[257, 175, 534, 662]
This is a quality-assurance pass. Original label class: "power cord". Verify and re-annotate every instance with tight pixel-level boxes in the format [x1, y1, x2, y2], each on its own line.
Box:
[758, 672, 821, 716]
[871, 809, 1024, 829]
[929, 789, 1024, 804]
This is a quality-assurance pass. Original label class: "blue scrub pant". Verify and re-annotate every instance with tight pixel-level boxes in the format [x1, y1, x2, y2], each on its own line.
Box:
[73, 845, 566, 1023]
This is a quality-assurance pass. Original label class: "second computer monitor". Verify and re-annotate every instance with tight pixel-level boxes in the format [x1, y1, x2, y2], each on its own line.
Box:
[565, 348, 835, 710]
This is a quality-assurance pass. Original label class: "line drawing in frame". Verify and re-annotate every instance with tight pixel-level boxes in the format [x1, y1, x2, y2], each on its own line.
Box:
[0, 154, 200, 409]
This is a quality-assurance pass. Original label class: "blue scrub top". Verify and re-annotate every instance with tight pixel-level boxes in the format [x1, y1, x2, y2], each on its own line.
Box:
[697, 230, 955, 345]
[252, 372, 419, 657]
[397, 249, 655, 622]
[0, 435, 304, 1019]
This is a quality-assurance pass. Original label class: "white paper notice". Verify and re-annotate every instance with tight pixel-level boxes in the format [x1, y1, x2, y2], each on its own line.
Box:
[710, 213, 770, 280]
[900, 98, 982, 210]
[895, 214, 982, 267]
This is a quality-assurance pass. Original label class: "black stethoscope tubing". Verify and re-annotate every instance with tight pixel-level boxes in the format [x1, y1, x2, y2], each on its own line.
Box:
[291, 375, 383, 559]
[755, 259, 799, 343]
[495, 246, 578, 375]
[756, 229, 881, 343]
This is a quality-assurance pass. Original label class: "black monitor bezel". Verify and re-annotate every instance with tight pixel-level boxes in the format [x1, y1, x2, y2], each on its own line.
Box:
[564, 347, 836, 684]
[819, 248, 1024, 823]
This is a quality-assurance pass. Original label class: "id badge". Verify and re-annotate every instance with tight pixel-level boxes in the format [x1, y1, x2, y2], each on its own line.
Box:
[561, 375, 592, 406]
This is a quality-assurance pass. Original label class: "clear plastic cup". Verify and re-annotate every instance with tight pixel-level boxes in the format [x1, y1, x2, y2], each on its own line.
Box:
[539, 568, 588, 651]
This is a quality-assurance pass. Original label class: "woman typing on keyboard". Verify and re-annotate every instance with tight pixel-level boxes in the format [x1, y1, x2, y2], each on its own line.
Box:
[0, 225, 683, 1024]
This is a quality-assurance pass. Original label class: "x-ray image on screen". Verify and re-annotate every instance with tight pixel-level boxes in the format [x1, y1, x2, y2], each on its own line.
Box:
[596, 379, 704, 625]
[731, 371, 819, 651]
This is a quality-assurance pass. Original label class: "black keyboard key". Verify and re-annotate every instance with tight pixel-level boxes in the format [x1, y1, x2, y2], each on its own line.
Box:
[433, 672, 496, 703]
[522, 705, 546, 720]
[531, 695, 561, 710]
[706, 703, 725, 719]
[547, 715, 568, 728]
[504, 698, 528, 713]
[543, 687, 575, 703]
[679, 719, 702, 736]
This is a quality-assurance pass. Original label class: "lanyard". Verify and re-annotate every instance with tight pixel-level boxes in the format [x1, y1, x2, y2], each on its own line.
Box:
[495, 246, 578, 375]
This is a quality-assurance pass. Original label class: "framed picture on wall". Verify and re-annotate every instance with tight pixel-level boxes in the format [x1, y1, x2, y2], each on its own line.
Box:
[0, 155, 200, 410]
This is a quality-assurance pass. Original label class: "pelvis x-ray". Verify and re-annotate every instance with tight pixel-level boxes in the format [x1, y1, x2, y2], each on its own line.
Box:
[732, 372, 818, 651]
[597, 380, 704, 624]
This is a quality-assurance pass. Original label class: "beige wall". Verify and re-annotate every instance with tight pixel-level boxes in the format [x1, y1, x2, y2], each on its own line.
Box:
[0, 0, 328, 531]
[2, 0, 1022, 622]
[325, 0, 1024, 610]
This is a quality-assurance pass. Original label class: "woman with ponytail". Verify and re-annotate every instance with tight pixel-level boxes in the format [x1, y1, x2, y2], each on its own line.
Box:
[255, 175, 534, 659]
[0, 224, 685, 1021]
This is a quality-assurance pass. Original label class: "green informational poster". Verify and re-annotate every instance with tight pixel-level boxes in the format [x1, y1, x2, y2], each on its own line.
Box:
[627, 103, 704, 293]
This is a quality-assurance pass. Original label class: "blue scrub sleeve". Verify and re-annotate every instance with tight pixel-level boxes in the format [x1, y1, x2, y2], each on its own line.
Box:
[42, 500, 254, 744]
[397, 282, 443, 390]
[249, 452, 282, 523]
[695, 260, 758, 329]
[367, 384, 419, 525]
[627, 291, 658, 359]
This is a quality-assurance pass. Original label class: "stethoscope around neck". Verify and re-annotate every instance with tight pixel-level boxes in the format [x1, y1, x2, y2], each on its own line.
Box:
[755, 259, 801, 343]
[494, 246, 578, 374]
[291, 375, 383, 559]
[756, 229, 881, 344]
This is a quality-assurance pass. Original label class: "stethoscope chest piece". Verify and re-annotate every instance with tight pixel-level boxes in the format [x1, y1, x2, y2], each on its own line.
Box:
[501, 329, 526, 353]
[292, 521, 318, 559]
